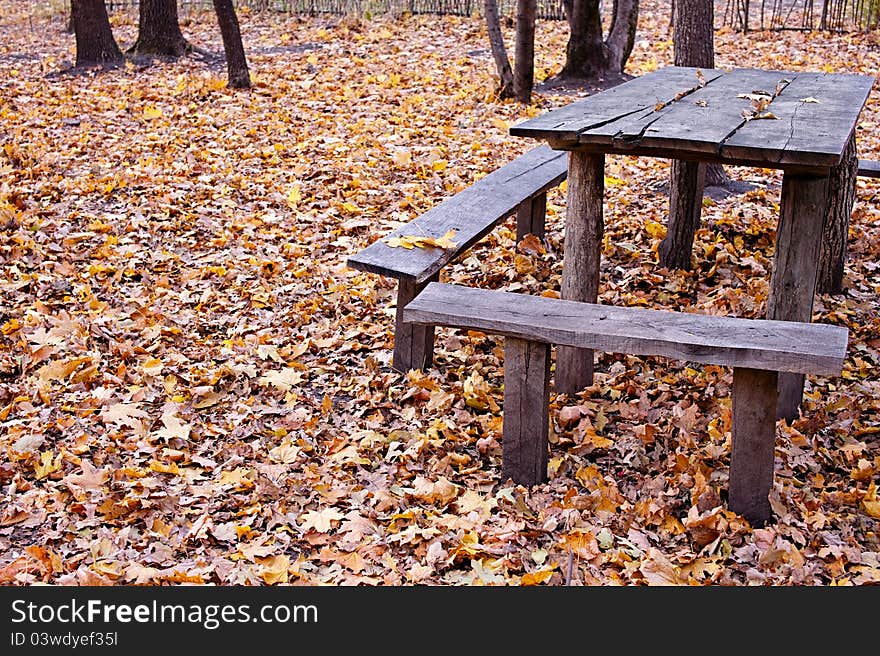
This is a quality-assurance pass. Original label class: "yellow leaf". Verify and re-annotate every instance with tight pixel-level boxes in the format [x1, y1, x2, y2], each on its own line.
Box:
[431, 159, 448, 172]
[35, 451, 62, 480]
[306, 53, 319, 66]
[1, 318, 20, 335]
[522, 567, 555, 585]
[604, 175, 626, 186]
[142, 357, 163, 377]
[384, 230, 457, 250]
[149, 461, 180, 475]
[799, 97, 821, 104]
[645, 220, 667, 240]
[286, 184, 301, 208]
[341, 201, 359, 213]
[258, 554, 290, 585]
[143, 106, 163, 120]
[219, 467, 255, 490]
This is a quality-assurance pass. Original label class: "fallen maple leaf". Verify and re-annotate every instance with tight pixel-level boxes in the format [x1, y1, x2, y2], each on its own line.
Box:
[300, 507, 344, 533]
[384, 229, 457, 250]
[64, 460, 109, 492]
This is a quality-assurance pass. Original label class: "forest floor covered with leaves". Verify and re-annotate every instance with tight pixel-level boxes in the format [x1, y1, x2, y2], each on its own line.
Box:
[0, 0, 878, 585]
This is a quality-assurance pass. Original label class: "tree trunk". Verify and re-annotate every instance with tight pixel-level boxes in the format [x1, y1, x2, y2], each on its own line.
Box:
[817, 132, 858, 294]
[514, 0, 537, 103]
[130, 0, 189, 57]
[672, 0, 729, 187]
[606, 0, 639, 74]
[560, 0, 607, 79]
[484, 0, 515, 99]
[71, 0, 123, 67]
[559, 0, 639, 80]
[212, 0, 251, 88]
[659, 160, 705, 270]
[663, 0, 723, 269]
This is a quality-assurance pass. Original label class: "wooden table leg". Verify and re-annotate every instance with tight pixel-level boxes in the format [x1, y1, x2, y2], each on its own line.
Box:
[393, 274, 438, 372]
[767, 172, 830, 421]
[556, 151, 604, 395]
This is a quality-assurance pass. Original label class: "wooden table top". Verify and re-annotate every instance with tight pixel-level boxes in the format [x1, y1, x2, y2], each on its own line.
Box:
[510, 66, 874, 172]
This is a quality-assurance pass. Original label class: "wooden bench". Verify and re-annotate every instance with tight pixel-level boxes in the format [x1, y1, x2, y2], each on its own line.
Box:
[858, 159, 880, 178]
[403, 282, 848, 525]
[347, 145, 568, 372]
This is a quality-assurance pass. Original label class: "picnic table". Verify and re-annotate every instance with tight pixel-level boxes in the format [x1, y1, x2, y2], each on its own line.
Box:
[511, 65, 874, 421]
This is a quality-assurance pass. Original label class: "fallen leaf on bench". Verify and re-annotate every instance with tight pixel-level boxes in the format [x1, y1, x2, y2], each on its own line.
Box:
[384, 229, 457, 250]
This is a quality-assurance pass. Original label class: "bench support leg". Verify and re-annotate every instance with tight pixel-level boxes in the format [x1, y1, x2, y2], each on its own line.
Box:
[729, 367, 778, 526]
[767, 173, 829, 422]
[516, 192, 547, 241]
[393, 275, 438, 373]
[503, 337, 550, 485]
[557, 152, 604, 396]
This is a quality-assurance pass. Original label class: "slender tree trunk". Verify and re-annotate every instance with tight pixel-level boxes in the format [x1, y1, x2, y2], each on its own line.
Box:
[514, 0, 537, 103]
[130, 0, 189, 57]
[71, 0, 123, 67]
[606, 0, 639, 74]
[662, 0, 723, 269]
[817, 132, 858, 294]
[212, 0, 250, 88]
[484, 0, 515, 98]
[660, 160, 705, 270]
[559, 0, 639, 79]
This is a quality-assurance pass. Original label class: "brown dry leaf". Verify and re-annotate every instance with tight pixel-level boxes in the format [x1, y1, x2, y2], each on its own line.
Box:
[639, 548, 683, 586]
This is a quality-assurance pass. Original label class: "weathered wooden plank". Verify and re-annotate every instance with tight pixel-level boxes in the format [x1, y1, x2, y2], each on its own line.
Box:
[729, 367, 778, 525]
[721, 72, 874, 168]
[584, 68, 789, 154]
[347, 145, 568, 283]
[556, 152, 604, 395]
[393, 276, 437, 372]
[509, 66, 724, 144]
[858, 159, 880, 178]
[516, 191, 547, 241]
[502, 337, 551, 485]
[767, 173, 830, 420]
[403, 283, 849, 376]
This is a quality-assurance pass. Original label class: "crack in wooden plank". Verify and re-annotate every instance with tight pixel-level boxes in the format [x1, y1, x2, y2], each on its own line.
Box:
[716, 75, 796, 156]
[606, 72, 726, 146]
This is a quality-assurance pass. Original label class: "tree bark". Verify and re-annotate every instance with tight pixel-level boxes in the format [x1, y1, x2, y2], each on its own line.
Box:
[559, 0, 639, 80]
[130, 0, 189, 57]
[560, 0, 607, 79]
[212, 0, 251, 89]
[513, 0, 537, 103]
[664, 0, 724, 269]
[674, 0, 728, 188]
[659, 160, 705, 270]
[71, 0, 123, 67]
[606, 0, 639, 74]
[817, 132, 858, 294]
[484, 0, 515, 99]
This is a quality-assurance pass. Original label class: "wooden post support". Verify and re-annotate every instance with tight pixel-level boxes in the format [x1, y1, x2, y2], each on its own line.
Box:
[516, 192, 547, 241]
[556, 151, 604, 395]
[767, 173, 830, 421]
[659, 160, 706, 270]
[729, 367, 778, 525]
[502, 337, 550, 485]
[393, 275, 438, 373]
